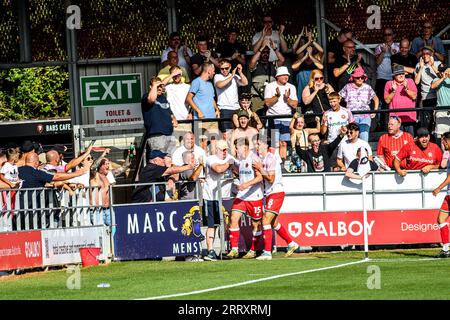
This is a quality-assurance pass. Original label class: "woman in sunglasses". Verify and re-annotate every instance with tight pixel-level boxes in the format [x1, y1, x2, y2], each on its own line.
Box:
[301, 69, 334, 128]
[339, 67, 379, 142]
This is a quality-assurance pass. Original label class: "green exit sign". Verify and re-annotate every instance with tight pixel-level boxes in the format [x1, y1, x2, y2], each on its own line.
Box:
[80, 73, 142, 107]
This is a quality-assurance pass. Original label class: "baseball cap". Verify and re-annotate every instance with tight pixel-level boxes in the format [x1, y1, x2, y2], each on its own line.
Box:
[416, 127, 430, 137]
[53, 144, 68, 154]
[226, 26, 239, 33]
[421, 45, 434, 53]
[149, 149, 168, 160]
[237, 109, 250, 119]
[392, 64, 405, 76]
[216, 140, 228, 150]
[239, 92, 253, 100]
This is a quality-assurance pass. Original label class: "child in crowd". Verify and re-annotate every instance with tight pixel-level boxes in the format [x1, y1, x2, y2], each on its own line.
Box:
[0, 148, 21, 189]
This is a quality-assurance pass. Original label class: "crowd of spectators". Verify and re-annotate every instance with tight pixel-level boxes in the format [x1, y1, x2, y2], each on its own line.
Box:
[133, 15, 450, 204]
[1, 16, 449, 212]
[0, 141, 132, 229]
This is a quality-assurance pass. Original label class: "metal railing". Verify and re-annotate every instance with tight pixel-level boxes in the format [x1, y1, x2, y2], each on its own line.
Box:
[0, 186, 106, 232]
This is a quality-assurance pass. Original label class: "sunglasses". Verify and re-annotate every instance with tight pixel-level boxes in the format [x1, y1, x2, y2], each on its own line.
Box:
[220, 67, 231, 70]
[354, 76, 365, 80]
[314, 77, 324, 80]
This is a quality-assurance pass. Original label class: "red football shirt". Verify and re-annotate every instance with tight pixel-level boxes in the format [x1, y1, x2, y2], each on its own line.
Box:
[395, 141, 443, 170]
[377, 132, 415, 168]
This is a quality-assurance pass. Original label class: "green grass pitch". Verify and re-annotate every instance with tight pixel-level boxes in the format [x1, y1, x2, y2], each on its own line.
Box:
[1, 249, 448, 300]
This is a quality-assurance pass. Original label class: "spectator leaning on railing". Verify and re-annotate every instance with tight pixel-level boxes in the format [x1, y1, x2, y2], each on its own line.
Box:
[376, 116, 415, 169]
[19, 153, 90, 189]
[131, 150, 194, 203]
[295, 125, 347, 173]
[336, 122, 373, 171]
[0, 148, 21, 189]
[393, 127, 442, 177]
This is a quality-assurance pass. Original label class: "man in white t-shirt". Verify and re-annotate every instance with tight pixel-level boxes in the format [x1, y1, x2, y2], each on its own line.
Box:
[202, 140, 236, 261]
[227, 137, 264, 259]
[264, 66, 298, 163]
[375, 28, 399, 113]
[214, 59, 248, 137]
[172, 132, 207, 174]
[160, 32, 193, 74]
[165, 65, 191, 134]
[252, 15, 288, 62]
[336, 122, 373, 171]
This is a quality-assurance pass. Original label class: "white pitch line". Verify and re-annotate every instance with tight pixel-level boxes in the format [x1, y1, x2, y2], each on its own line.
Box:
[368, 257, 438, 263]
[136, 259, 366, 300]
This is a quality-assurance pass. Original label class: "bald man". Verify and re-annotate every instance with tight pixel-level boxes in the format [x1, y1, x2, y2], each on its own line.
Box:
[43, 144, 93, 173]
[19, 153, 90, 188]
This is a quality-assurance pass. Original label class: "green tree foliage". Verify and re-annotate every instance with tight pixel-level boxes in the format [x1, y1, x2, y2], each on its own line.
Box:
[0, 67, 70, 120]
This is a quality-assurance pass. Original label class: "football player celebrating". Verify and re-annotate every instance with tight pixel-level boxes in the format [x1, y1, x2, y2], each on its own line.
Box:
[253, 135, 299, 260]
[227, 137, 264, 259]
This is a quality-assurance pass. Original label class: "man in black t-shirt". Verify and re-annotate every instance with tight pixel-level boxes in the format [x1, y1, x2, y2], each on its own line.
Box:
[190, 36, 220, 78]
[391, 38, 418, 79]
[142, 77, 179, 160]
[327, 28, 353, 88]
[333, 40, 372, 91]
[295, 128, 346, 173]
[17, 153, 89, 229]
[215, 27, 247, 69]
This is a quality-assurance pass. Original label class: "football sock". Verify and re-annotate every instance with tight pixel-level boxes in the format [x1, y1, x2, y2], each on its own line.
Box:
[274, 223, 293, 244]
[229, 228, 240, 250]
[439, 223, 449, 250]
[250, 231, 262, 251]
[263, 224, 273, 252]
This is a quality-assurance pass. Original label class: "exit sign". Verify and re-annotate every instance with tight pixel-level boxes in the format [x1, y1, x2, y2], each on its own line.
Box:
[80, 73, 144, 131]
[80, 73, 142, 107]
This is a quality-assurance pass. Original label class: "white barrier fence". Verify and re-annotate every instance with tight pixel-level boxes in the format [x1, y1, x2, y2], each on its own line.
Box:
[281, 170, 447, 213]
[0, 186, 106, 232]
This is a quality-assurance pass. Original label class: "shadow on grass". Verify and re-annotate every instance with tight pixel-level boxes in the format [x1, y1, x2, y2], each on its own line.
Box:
[389, 250, 436, 258]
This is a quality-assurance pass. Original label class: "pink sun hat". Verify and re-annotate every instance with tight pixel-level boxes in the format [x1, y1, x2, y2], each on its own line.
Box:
[349, 67, 368, 82]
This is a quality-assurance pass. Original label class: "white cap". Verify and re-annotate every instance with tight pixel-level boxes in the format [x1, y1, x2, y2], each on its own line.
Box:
[216, 140, 228, 150]
[275, 66, 290, 77]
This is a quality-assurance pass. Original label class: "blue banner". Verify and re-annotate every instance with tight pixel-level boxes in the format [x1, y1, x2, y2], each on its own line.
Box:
[113, 201, 203, 260]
